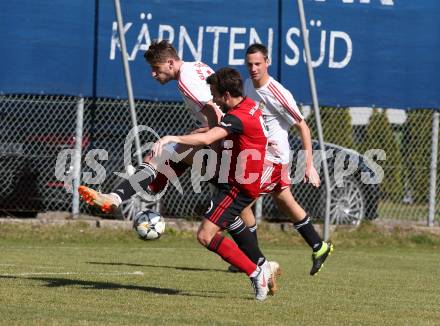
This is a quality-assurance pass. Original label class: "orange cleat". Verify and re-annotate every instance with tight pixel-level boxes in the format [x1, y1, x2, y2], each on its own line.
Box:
[78, 186, 119, 214]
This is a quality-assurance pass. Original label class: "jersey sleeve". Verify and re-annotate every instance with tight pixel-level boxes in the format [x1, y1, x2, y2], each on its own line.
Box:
[178, 64, 213, 112]
[218, 113, 243, 134]
[267, 81, 304, 126]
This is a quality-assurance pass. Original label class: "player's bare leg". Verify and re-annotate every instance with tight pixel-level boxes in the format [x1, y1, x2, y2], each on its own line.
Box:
[240, 203, 258, 230]
[271, 187, 306, 223]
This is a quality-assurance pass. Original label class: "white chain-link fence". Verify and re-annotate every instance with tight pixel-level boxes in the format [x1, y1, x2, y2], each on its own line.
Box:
[1, 94, 439, 225]
[305, 107, 440, 224]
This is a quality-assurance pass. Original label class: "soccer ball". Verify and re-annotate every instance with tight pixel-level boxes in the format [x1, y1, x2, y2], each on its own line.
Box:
[133, 210, 166, 240]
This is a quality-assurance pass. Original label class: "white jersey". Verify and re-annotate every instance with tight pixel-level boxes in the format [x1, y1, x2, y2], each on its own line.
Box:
[244, 77, 303, 164]
[178, 61, 214, 128]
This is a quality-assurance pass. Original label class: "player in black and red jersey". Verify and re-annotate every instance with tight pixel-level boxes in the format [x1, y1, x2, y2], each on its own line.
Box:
[152, 67, 274, 301]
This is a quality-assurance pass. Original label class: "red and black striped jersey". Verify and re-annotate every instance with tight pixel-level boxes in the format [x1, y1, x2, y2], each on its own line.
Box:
[218, 97, 268, 199]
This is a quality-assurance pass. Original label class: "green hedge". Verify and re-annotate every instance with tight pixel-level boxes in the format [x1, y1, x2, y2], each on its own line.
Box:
[306, 107, 438, 205]
[361, 109, 404, 201]
[307, 107, 354, 149]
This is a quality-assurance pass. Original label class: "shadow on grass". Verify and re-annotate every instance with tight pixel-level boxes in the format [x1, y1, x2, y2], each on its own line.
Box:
[87, 261, 228, 273]
[0, 275, 229, 298]
[0, 275, 179, 294]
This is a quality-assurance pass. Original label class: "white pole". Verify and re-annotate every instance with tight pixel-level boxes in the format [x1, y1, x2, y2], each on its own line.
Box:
[296, 0, 332, 240]
[72, 97, 84, 218]
[428, 110, 439, 227]
[114, 0, 143, 166]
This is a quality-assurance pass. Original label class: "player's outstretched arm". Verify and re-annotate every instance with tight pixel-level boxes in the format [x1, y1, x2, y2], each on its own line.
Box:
[295, 120, 320, 187]
[152, 126, 229, 157]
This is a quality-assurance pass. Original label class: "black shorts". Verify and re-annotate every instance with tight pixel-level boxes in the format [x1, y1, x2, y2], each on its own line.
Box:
[204, 184, 254, 229]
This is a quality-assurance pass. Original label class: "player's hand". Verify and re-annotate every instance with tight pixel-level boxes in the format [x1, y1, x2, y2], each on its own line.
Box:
[304, 165, 320, 187]
[152, 136, 175, 158]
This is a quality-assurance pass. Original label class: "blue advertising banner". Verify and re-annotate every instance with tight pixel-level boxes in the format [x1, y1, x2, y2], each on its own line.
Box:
[0, 0, 439, 108]
[96, 0, 278, 101]
[280, 0, 440, 108]
[0, 0, 95, 96]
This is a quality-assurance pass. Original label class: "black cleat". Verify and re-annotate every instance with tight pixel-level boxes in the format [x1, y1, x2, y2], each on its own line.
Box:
[310, 242, 334, 276]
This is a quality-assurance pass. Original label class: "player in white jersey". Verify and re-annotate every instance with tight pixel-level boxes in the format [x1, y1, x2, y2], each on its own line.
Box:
[244, 76, 302, 166]
[233, 43, 333, 276]
[78, 40, 223, 212]
[177, 61, 217, 130]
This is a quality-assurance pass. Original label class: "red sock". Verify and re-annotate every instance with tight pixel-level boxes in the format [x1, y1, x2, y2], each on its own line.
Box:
[208, 234, 256, 276]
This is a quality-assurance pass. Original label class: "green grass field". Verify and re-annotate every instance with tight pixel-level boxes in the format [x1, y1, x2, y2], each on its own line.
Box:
[1, 221, 439, 325]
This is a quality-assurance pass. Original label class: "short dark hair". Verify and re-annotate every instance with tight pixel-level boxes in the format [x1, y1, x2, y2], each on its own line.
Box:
[144, 40, 180, 64]
[245, 43, 269, 60]
[206, 68, 243, 97]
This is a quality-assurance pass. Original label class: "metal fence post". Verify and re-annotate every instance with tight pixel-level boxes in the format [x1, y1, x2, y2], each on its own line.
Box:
[296, 0, 332, 240]
[114, 0, 145, 213]
[114, 0, 143, 167]
[428, 110, 439, 226]
[72, 97, 84, 218]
